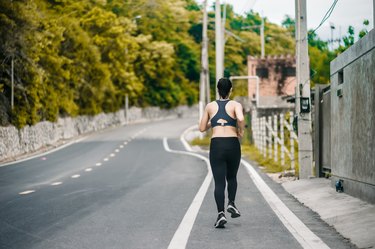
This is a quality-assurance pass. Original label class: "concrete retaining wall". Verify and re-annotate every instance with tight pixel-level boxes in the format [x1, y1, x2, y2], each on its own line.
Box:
[0, 105, 198, 162]
[330, 29, 375, 204]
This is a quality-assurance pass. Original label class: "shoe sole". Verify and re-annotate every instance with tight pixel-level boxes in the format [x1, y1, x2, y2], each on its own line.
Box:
[215, 217, 227, 228]
[227, 207, 241, 218]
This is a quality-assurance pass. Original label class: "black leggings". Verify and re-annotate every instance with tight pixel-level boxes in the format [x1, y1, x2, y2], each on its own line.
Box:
[209, 137, 241, 213]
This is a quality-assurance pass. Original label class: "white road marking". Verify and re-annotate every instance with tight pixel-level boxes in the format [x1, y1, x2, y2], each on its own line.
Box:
[119, 145, 124, 148]
[115, 149, 119, 153]
[123, 142, 128, 145]
[19, 190, 35, 195]
[0, 136, 88, 168]
[110, 153, 115, 157]
[71, 174, 80, 178]
[164, 135, 212, 249]
[96, 162, 102, 166]
[179, 125, 198, 152]
[51, 182, 62, 186]
[103, 158, 109, 161]
[242, 159, 330, 249]
[85, 168, 92, 172]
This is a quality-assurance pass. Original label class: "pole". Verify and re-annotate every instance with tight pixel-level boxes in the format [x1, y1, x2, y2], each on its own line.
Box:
[229, 75, 260, 107]
[295, 0, 313, 179]
[11, 58, 14, 110]
[222, 2, 226, 77]
[202, 0, 210, 105]
[125, 94, 129, 124]
[199, 0, 207, 121]
[261, 17, 265, 59]
[215, 0, 223, 99]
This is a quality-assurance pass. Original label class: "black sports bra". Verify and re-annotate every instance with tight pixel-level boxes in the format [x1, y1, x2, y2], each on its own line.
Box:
[211, 100, 237, 128]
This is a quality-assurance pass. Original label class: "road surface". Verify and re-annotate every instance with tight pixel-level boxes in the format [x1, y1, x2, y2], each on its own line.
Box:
[0, 118, 355, 249]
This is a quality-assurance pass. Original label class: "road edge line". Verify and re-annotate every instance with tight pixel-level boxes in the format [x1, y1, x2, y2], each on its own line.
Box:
[241, 159, 330, 249]
[163, 136, 212, 249]
[0, 136, 88, 168]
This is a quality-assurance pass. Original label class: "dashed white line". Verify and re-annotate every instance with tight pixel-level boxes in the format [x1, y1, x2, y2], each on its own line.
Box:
[19, 190, 35, 195]
[96, 162, 102, 166]
[71, 174, 80, 178]
[0, 136, 88, 168]
[119, 145, 124, 148]
[123, 142, 128, 145]
[51, 182, 62, 186]
[103, 158, 109, 161]
[115, 149, 120, 153]
[85, 168, 92, 172]
[110, 153, 115, 157]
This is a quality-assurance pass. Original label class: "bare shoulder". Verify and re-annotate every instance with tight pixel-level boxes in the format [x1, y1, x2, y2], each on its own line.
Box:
[229, 100, 242, 108]
[206, 101, 217, 109]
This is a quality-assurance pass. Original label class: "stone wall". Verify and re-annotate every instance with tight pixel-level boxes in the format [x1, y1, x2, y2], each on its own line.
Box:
[0, 105, 198, 162]
[330, 29, 375, 204]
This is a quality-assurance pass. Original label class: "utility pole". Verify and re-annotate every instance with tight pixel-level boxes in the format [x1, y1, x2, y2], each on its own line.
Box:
[199, 0, 210, 120]
[260, 17, 265, 59]
[241, 18, 265, 58]
[215, 0, 223, 100]
[330, 22, 335, 50]
[203, 0, 210, 106]
[124, 94, 129, 124]
[295, 0, 313, 179]
[222, 3, 226, 77]
[11, 58, 14, 110]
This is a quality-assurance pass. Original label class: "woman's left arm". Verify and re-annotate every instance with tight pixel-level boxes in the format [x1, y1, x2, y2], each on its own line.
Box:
[199, 105, 211, 132]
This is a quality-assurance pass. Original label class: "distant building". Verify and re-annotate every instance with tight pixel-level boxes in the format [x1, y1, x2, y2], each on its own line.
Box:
[247, 54, 296, 110]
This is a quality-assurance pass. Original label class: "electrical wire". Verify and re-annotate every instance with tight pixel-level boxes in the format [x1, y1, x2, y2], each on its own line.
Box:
[308, 0, 339, 38]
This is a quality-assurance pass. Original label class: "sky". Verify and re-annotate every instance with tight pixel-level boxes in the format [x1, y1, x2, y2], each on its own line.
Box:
[196, 0, 374, 43]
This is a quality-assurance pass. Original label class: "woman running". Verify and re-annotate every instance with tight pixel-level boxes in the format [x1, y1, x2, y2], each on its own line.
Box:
[199, 78, 245, 228]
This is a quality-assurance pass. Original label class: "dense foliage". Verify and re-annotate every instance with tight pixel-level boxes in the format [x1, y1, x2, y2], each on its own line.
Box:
[1, 1, 363, 127]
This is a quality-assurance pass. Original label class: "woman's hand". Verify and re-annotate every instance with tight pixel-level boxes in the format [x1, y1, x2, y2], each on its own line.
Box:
[237, 128, 244, 138]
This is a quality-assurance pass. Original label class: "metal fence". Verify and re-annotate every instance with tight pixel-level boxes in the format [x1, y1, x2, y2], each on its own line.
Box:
[251, 109, 298, 171]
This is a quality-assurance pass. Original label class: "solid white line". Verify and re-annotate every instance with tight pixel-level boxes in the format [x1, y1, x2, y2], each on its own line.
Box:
[0, 136, 88, 168]
[179, 125, 198, 152]
[241, 159, 330, 249]
[164, 136, 212, 249]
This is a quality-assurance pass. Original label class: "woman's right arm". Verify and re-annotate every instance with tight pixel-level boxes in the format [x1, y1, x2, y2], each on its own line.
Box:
[199, 105, 211, 132]
[235, 102, 245, 138]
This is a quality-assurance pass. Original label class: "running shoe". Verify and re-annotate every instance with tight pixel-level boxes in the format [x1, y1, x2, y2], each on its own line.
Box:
[227, 202, 241, 218]
[214, 211, 227, 228]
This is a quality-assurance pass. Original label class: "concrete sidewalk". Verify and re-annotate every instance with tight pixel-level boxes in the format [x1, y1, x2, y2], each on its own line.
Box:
[282, 178, 375, 249]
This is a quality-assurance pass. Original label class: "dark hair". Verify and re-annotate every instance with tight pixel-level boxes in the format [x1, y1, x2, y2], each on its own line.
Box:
[217, 78, 232, 98]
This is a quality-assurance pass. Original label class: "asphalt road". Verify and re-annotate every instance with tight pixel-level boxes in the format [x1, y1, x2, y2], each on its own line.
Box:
[0, 118, 356, 249]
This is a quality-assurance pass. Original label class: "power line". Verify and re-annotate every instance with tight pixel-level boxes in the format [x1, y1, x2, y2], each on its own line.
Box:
[309, 0, 339, 37]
